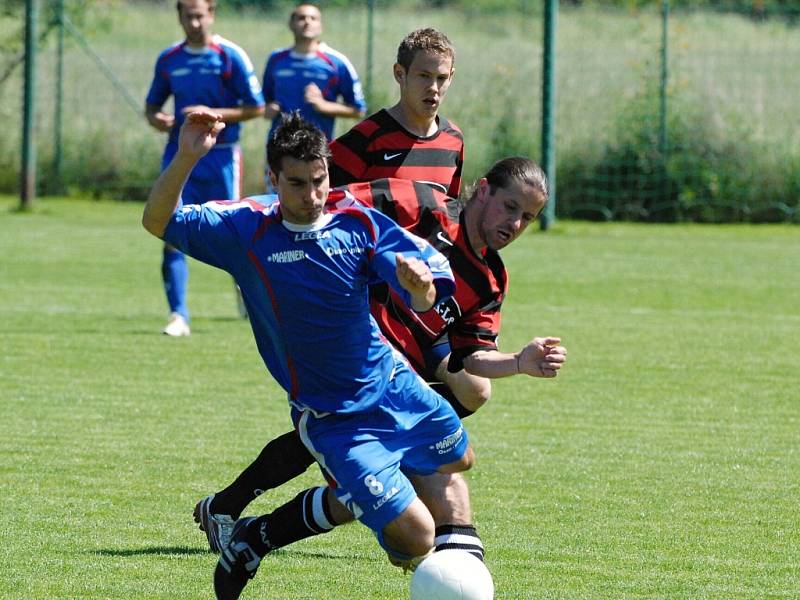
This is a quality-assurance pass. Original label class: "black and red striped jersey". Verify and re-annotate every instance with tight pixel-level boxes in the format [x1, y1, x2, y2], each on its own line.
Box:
[328, 109, 464, 198]
[327, 178, 506, 375]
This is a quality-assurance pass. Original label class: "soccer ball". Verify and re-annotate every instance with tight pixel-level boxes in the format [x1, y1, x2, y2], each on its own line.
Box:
[410, 550, 494, 600]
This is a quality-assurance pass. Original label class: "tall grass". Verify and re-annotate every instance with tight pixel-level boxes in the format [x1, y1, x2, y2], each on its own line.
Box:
[0, 4, 797, 219]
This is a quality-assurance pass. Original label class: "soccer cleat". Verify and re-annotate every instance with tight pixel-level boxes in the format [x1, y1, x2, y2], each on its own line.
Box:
[214, 517, 263, 600]
[194, 495, 235, 553]
[162, 312, 190, 336]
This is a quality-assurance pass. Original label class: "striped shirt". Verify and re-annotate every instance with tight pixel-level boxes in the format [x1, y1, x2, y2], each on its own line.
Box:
[329, 109, 464, 198]
[327, 178, 505, 374]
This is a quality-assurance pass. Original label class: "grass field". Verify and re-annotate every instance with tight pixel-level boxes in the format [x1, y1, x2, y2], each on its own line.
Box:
[1, 196, 797, 598]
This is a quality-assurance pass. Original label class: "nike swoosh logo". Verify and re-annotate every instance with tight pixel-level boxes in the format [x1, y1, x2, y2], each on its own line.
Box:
[383, 152, 403, 160]
[436, 231, 454, 246]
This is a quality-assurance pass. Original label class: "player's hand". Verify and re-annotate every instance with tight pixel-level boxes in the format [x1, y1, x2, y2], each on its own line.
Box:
[396, 254, 436, 311]
[304, 83, 324, 109]
[516, 337, 566, 378]
[181, 104, 211, 116]
[264, 102, 281, 120]
[148, 111, 175, 132]
[178, 110, 225, 159]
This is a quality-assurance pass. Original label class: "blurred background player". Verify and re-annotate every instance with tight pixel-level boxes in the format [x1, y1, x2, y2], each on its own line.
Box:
[329, 28, 463, 197]
[262, 2, 366, 190]
[145, 0, 265, 335]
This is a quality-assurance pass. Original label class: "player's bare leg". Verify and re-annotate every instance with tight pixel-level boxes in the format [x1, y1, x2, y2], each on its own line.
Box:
[433, 357, 491, 416]
[382, 497, 436, 560]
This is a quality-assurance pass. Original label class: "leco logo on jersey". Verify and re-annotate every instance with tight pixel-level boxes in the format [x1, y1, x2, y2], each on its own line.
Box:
[294, 230, 331, 241]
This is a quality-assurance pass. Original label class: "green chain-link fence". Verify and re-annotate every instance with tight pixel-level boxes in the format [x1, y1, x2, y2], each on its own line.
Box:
[2, 2, 798, 222]
[555, 3, 800, 222]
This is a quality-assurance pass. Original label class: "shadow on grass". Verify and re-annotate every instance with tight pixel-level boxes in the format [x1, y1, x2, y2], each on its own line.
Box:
[92, 546, 209, 557]
[281, 548, 373, 562]
[91, 546, 371, 562]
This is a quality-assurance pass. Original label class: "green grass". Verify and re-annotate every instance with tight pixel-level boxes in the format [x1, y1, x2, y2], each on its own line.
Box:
[1, 196, 798, 598]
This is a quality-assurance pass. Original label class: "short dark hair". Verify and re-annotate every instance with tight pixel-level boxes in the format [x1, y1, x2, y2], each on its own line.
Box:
[176, 0, 216, 15]
[267, 111, 331, 177]
[291, 2, 321, 18]
[396, 28, 455, 71]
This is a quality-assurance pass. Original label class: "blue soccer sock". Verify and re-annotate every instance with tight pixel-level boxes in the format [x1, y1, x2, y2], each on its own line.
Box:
[162, 248, 189, 321]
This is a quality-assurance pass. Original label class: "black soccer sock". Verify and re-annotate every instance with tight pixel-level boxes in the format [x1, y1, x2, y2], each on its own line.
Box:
[246, 486, 337, 556]
[429, 382, 475, 419]
[434, 524, 485, 562]
[212, 430, 315, 519]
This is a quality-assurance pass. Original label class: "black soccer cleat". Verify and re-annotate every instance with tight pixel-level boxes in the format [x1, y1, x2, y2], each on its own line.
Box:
[213, 518, 262, 600]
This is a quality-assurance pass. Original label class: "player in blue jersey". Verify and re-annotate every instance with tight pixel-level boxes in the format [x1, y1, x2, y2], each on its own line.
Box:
[145, 0, 265, 336]
[142, 110, 477, 599]
[262, 3, 366, 146]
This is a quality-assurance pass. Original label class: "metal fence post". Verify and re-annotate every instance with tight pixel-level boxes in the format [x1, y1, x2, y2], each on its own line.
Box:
[540, 0, 557, 230]
[659, 0, 669, 158]
[20, 0, 38, 210]
[53, 0, 65, 194]
[365, 0, 375, 104]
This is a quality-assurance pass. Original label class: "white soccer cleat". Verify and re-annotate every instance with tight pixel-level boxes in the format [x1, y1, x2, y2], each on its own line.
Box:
[194, 494, 235, 554]
[162, 312, 191, 337]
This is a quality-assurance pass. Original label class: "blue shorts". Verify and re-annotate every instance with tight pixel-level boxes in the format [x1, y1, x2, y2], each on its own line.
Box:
[163, 141, 241, 205]
[293, 360, 468, 535]
[422, 338, 451, 380]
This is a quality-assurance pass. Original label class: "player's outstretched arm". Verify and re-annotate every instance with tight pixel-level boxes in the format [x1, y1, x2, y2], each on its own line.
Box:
[463, 337, 567, 379]
[396, 254, 437, 312]
[142, 110, 225, 238]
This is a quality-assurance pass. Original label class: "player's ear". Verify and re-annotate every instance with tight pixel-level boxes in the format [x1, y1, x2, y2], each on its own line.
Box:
[393, 63, 406, 84]
[269, 170, 279, 191]
[477, 178, 490, 201]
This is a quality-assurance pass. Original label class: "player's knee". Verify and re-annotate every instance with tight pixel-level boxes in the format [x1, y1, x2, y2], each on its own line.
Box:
[325, 489, 356, 525]
[438, 445, 475, 474]
[382, 500, 435, 557]
[459, 380, 491, 412]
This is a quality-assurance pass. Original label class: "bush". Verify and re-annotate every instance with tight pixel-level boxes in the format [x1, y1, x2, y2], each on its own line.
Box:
[556, 74, 799, 223]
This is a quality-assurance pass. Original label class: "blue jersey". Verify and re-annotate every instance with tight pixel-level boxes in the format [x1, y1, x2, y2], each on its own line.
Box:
[162, 199, 454, 416]
[263, 43, 366, 141]
[146, 35, 265, 146]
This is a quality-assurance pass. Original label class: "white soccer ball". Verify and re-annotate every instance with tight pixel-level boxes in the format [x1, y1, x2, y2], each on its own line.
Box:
[410, 550, 494, 600]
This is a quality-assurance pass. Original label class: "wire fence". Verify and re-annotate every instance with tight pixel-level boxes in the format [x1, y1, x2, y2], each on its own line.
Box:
[555, 4, 800, 222]
[1, 2, 798, 222]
